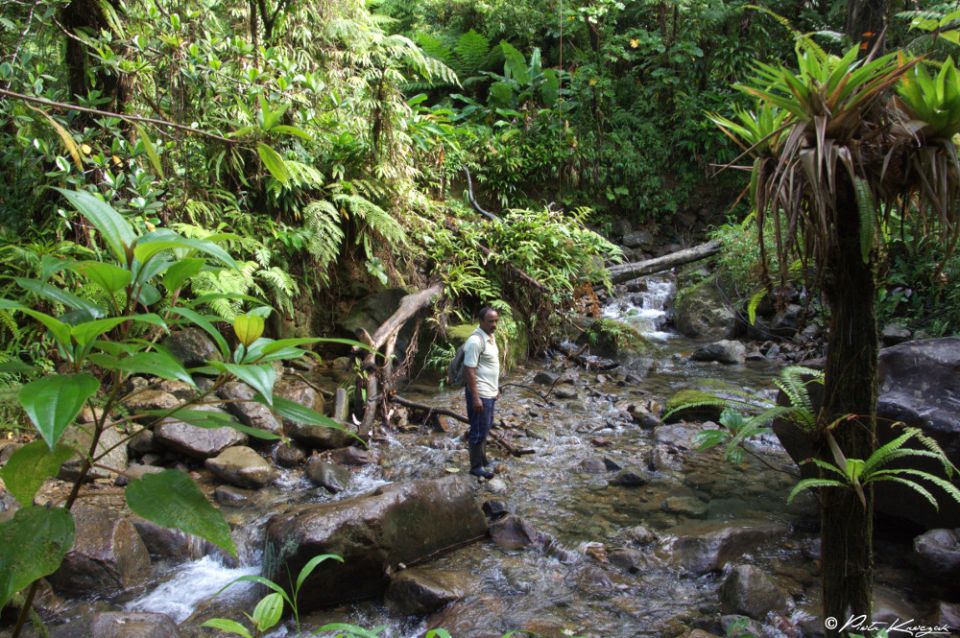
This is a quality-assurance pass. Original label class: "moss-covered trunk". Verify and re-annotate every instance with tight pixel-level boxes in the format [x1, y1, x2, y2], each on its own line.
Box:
[820, 192, 878, 634]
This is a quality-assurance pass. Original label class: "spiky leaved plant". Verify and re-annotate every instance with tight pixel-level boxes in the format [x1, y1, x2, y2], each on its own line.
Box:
[714, 34, 960, 631]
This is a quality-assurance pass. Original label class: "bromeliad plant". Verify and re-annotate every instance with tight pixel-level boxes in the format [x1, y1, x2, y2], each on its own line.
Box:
[0, 189, 362, 637]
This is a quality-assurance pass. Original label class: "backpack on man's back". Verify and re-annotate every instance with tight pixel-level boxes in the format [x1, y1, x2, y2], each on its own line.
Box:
[446, 328, 487, 387]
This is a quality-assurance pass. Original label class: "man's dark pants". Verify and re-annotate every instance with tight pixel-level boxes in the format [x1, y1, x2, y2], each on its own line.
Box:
[465, 387, 496, 446]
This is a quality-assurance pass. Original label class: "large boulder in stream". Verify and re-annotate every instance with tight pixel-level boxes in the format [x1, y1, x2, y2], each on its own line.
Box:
[205, 445, 277, 488]
[658, 519, 789, 574]
[263, 475, 486, 611]
[774, 338, 960, 529]
[386, 567, 472, 615]
[47, 504, 152, 597]
[274, 377, 354, 449]
[672, 276, 735, 340]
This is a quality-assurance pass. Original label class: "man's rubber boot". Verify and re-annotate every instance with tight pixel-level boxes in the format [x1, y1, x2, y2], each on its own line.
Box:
[469, 444, 494, 479]
[480, 441, 495, 474]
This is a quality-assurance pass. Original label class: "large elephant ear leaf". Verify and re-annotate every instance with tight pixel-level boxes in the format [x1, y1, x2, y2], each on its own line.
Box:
[125, 469, 237, 557]
[0, 507, 75, 611]
[0, 441, 76, 506]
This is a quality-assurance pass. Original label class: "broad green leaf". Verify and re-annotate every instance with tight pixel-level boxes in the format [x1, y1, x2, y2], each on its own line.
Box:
[135, 123, 164, 178]
[0, 441, 75, 506]
[500, 41, 529, 85]
[271, 124, 312, 140]
[163, 258, 205, 291]
[54, 188, 135, 265]
[233, 314, 264, 347]
[71, 313, 167, 348]
[200, 619, 252, 638]
[134, 236, 238, 270]
[73, 261, 132, 295]
[296, 554, 342, 591]
[19, 374, 100, 449]
[169, 307, 230, 359]
[15, 278, 105, 319]
[125, 469, 237, 557]
[0, 507, 75, 610]
[257, 143, 291, 185]
[251, 592, 283, 632]
[90, 352, 195, 388]
[312, 623, 383, 638]
[263, 396, 358, 441]
[219, 363, 275, 406]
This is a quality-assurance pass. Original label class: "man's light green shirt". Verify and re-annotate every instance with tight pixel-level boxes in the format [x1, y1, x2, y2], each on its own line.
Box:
[463, 328, 499, 398]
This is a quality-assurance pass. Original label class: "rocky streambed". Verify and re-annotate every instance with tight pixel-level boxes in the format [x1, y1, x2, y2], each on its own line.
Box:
[2, 284, 959, 638]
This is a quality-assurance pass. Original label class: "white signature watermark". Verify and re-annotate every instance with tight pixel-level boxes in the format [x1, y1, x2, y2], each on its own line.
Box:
[824, 615, 952, 637]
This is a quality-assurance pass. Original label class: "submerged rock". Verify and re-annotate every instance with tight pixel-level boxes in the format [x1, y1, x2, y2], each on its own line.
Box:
[263, 475, 486, 611]
[386, 567, 472, 615]
[90, 612, 181, 638]
[489, 515, 545, 550]
[659, 519, 788, 574]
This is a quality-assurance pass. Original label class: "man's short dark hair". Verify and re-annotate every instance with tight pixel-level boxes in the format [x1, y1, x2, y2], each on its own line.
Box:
[478, 306, 498, 321]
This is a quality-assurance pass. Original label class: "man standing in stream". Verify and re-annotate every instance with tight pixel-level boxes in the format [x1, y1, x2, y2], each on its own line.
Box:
[464, 307, 500, 479]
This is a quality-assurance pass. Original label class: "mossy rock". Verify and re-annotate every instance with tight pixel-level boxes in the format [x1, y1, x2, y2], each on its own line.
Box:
[673, 276, 735, 340]
[579, 318, 647, 358]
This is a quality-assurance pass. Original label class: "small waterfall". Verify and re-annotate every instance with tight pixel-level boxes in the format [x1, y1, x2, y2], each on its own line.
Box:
[602, 275, 676, 340]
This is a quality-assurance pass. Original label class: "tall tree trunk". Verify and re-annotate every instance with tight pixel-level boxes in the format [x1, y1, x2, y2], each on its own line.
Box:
[819, 188, 878, 634]
[846, 0, 887, 54]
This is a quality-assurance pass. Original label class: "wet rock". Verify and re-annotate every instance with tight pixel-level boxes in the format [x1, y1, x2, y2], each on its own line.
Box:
[603, 457, 622, 471]
[610, 470, 648, 487]
[130, 518, 203, 563]
[164, 328, 221, 367]
[684, 631, 722, 638]
[655, 423, 705, 449]
[59, 424, 127, 482]
[624, 525, 657, 545]
[122, 388, 180, 413]
[115, 463, 165, 486]
[326, 446, 373, 466]
[554, 386, 578, 400]
[0, 487, 18, 523]
[661, 519, 789, 574]
[205, 446, 277, 489]
[215, 485, 255, 507]
[771, 304, 802, 337]
[90, 611, 181, 638]
[273, 442, 306, 467]
[263, 475, 487, 611]
[425, 594, 507, 638]
[484, 477, 508, 494]
[305, 457, 350, 493]
[573, 565, 615, 596]
[386, 567, 471, 615]
[218, 381, 282, 436]
[881, 323, 912, 346]
[873, 585, 922, 629]
[673, 277, 736, 340]
[663, 496, 708, 518]
[690, 340, 746, 365]
[576, 458, 607, 474]
[48, 504, 151, 596]
[719, 565, 790, 619]
[937, 600, 960, 629]
[275, 378, 352, 450]
[489, 515, 545, 550]
[608, 548, 645, 574]
[482, 499, 509, 520]
[913, 528, 960, 579]
[128, 428, 157, 455]
[154, 408, 247, 459]
[622, 229, 655, 250]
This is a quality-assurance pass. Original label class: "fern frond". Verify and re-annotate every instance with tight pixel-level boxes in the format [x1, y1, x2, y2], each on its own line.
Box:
[869, 468, 960, 506]
[870, 476, 940, 511]
[303, 200, 345, 281]
[787, 478, 845, 504]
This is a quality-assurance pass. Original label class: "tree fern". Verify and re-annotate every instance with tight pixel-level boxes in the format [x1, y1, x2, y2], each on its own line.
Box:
[455, 30, 491, 76]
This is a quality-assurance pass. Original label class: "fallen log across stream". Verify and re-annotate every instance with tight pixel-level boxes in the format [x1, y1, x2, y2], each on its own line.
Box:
[607, 239, 720, 283]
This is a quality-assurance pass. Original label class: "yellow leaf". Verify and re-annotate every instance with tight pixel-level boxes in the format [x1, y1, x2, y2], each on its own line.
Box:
[29, 106, 82, 170]
[80, 144, 92, 155]
[233, 314, 264, 347]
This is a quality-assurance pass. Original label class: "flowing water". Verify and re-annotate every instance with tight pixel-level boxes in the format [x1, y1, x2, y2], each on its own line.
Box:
[31, 278, 935, 637]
